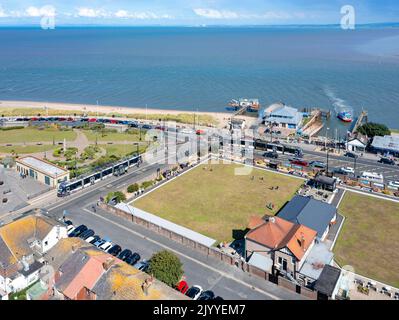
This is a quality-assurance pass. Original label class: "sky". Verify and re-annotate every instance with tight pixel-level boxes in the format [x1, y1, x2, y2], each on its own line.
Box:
[0, 0, 398, 26]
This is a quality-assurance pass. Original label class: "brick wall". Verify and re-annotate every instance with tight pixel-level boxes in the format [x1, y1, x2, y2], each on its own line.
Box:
[100, 203, 317, 299]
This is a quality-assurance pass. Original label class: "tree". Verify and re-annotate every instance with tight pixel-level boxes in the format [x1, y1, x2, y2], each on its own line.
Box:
[358, 122, 391, 138]
[148, 250, 184, 287]
[127, 183, 139, 193]
[105, 191, 126, 204]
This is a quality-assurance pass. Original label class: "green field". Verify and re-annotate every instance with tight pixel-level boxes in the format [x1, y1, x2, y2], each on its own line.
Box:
[0, 127, 76, 144]
[102, 144, 147, 158]
[134, 163, 303, 243]
[83, 130, 142, 142]
[0, 145, 55, 154]
[334, 192, 399, 287]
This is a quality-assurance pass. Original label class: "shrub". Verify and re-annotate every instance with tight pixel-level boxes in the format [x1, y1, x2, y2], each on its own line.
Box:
[127, 183, 140, 193]
[148, 250, 184, 287]
[141, 180, 154, 189]
[105, 191, 126, 204]
[357, 122, 391, 138]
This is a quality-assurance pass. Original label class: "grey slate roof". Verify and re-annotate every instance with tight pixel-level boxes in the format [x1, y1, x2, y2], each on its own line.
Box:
[371, 135, 399, 153]
[277, 195, 336, 238]
[56, 250, 89, 292]
[314, 265, 341, 296]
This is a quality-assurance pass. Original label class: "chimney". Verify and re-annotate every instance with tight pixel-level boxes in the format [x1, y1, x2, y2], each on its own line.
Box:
[269, 217, 275, 224]
[102, 258, 115, 271]
[71, 244, 78, 253]
[299, 233, 305, 249]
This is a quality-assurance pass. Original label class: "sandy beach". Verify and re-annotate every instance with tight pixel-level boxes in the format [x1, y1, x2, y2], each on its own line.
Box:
[0, 100, 257, 129]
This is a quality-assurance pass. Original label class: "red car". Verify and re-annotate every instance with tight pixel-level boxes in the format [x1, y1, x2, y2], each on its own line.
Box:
[290, 159, 309, 167]
[88, 118, 97, 123]
[176, 280, 189, 294]
[196, 129, 205, 135]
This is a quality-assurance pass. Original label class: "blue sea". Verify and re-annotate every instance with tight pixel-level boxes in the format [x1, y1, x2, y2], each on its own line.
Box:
[0, 26, 399, 132]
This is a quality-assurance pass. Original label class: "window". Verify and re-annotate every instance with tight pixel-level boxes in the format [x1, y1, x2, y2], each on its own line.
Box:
[45, 176, 51, 185]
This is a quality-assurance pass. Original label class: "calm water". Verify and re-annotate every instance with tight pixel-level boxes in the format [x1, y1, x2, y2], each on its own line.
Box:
[0, 27, 399, 131]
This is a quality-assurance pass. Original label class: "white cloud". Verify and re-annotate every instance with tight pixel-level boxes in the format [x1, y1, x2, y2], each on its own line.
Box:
[114, 10, 173, 19]
[193, 8, 239, 19]
[76, 7, 109, 18]
[0, 5, 9, 17]
[26, 6, 56, 17]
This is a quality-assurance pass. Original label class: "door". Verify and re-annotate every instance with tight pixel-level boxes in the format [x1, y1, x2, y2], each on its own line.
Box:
[282, 259, 288, 271]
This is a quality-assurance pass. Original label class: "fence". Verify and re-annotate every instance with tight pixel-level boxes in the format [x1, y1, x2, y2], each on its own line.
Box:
[100, 202, 318, 300]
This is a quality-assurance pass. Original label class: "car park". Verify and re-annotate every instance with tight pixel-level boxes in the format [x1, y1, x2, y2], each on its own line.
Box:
[99, 241, 113, 252]
[78, 229, 95, 240]
[198, 290, 215, 301]
[118, 249, 133, 261]
[107, 244, 122, 256]
[186, 285, 203, 300]
[68, 225, 88, 237]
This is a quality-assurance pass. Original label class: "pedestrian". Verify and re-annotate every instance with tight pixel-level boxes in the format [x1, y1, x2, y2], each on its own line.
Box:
[92, 204, 96, 212]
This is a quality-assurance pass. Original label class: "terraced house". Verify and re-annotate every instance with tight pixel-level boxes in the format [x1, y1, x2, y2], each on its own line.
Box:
[0, 213, 68, 299]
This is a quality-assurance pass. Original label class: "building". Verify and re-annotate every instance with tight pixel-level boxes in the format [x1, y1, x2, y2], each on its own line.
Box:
[245, 216, 317, 281]
[46, 238, 188, 300]
[346, 133, 368, 152]
[311, 174, 337, 192]
[314, 265, 342, 300]
[277, 195, 337, 241]
[371, 135, 399, 157]
[260, 103, 303, 130]
[16, 156, 69, 188]
[0, 213, 68, 296]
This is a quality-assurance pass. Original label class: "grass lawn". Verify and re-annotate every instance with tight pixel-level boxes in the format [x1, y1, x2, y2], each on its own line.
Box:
[334, 192, 399, 287]
[134, 162, 303, 243]
[0, 144, 55, 154]
[0, 127, 76, 144]
[102, 144, 147, 158]
[83, 130, 141, 142]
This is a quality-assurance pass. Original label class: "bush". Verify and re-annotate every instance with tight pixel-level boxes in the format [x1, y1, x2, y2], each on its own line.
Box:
[141, 180, 154, 189]
[105, 191, 126, 204]
[0, 126, 25, 131]
[358, 122, 391, 138]
[148, 250, 184, 287]
[127, 183, 140, 193]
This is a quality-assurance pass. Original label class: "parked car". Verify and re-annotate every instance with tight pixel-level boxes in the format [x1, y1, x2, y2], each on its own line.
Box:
[66, 225, 75, 235]
[141, 124, 153, 130]
[344, 152, 358, 158]
[64, 220, 73, 226]
[86, 235, 100, 243]
[107, 244, 122, 256]
[93, 239, 106, 247]
[99, 240, 113, 252]
[198, 290, 215, 301]
[118, 249, 133, 261]
[213, 296, 224, 301]
[176, 281, 189, 294]
[186, 285, 203, 300]
[289, 158, 309, 167]
[128, 253, 142, 267]
[388, 181, 399, 189]
[379, 157, 395, 165]
[340, 166, 355, 174]
[309, 161, 326, 169]
[68, 225, 87, 237]
[79, 229, 95, 240]
[263, 151, 278, 159]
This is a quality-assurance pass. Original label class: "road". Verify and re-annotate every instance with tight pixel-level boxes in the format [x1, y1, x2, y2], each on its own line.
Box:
[254, 148, 399, 185]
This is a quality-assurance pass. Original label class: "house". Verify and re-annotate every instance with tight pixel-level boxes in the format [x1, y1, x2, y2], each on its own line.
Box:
[0, 213, 68, 295]
[245, 216, 317, 280]
[15, 156, 69, 188]
[311, 174, 337, 192]
[314, 265, 342, 300]
[260, 103, 303, 130]
[47, 238, 188, 300]
[371, 135, 399, 157]
[277, 195, 337, 241]
[346, 133, 368, 152]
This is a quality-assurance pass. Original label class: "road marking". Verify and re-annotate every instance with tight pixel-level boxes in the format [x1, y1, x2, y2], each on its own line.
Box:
[82, 208, 282, 300]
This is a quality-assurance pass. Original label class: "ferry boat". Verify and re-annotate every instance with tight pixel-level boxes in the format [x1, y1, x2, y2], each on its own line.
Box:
[337, 111, 353, 123]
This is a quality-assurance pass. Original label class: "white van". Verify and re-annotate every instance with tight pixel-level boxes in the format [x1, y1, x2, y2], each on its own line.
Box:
[360, 171, 384, 184]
